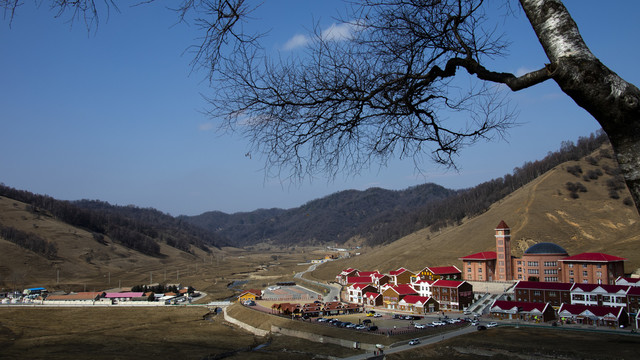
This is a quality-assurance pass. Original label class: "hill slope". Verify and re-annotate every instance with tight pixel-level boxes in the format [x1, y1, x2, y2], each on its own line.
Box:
[310, 146, 640, 281]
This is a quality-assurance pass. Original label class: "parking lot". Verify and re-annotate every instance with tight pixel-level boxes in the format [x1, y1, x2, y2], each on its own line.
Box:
[260, 285, 323, 301]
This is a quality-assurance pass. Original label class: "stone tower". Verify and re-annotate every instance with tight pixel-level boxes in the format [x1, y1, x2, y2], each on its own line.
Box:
[495, 220, 512, 280]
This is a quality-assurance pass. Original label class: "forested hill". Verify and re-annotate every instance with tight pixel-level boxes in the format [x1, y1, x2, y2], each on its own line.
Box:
[0, 186, 226, 256]
[181, 183, 458, 246]
[182, 131, 610, 247]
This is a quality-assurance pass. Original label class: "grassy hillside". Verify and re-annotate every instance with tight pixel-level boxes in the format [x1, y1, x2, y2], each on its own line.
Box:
[310, 146, 640, 281]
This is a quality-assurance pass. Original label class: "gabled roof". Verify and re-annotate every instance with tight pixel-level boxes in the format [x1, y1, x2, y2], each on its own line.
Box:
[340, 268, 358, 275]
[616, 277, 640, 286]
[459, 251, 497, 260]
[371, 273, 389, 280]
[514, 281, 574, 291]
[346, 276, 373, 284]
[558, 304, 626, 319]
[571, 284, 629, 295]
[496, 220, 509, 229]
[425, 265, 461, 275]
[364, 292, 381, 299]
[491, 300, 548, 313]
[357, 271, 380, 277]
[560, 253, 626, 263]
[399, 295, 433, 305]
[104, 292, 144, 298]
[387, 284, 417, 295]
[432, 279, 466, 288]
[239, 289, 262, 297]
[389, 267, 409, 276]
[350, 283, 375, 290]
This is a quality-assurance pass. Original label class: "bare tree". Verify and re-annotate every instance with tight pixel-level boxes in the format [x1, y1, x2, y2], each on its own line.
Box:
[197, 0, 640, 214]
[5, 0, 640, 214]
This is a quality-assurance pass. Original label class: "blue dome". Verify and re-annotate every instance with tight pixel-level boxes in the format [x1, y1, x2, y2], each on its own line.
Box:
[524, 242, 568, 255]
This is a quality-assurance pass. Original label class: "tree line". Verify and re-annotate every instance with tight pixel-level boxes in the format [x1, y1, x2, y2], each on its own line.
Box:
[0, 223, 58, 259]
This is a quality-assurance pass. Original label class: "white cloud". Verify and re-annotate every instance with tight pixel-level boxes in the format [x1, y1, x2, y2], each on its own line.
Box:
[283, 34, 311, 50]
[283, 20, 365, 51]
[321, 22, 353, 42]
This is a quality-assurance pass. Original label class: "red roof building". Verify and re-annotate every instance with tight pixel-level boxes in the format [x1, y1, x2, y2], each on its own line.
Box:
[388, 267, 415, 286]
[431, 280, 473, 311]
[514, 280, 574, 306]
[558, 303, 629, 327]
[398, 295, 439, 313]
[364, 292, 383, 307]
[490, 300, 556, 322]
[381, 284, 417, 310]
[417, 265, 462, 281]
[559, 253, 626, 285]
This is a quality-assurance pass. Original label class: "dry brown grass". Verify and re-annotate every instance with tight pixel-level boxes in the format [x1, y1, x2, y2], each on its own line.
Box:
[386, 326, 640, 359]
[0, 306, 363, 359]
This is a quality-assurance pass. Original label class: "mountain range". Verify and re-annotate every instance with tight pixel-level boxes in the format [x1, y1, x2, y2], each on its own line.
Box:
[1, 130, 639, 289]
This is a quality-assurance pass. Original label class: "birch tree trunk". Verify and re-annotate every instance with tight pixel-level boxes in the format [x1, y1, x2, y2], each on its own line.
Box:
[520, 0, 640, 213]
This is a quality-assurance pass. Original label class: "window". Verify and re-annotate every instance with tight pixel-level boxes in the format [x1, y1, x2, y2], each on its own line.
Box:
[549, 291, 557, 297]
[499, 261, 504, 266]
[596, 264, 602, 269]
[498, 240, 503, 245]
[569, 270, 574, 276]
[544, 261, 557, 267]
[467, 267, 472, 272]
[518, 267, 523, 272]
[478, 268, 482, 273]
[518, 274, 522, 279]
[528, 269, 539, 274]
[533, 291, 541, 296]
[527, 261, 539, 267]
[570, 278, 574, 283]
[583, 271, 588, 277]
[498, 253, 504, 259]
[583, 279, 588, 283]
[517, 260, 522, 265]
[479, 275, 482, 280]
[583, 264, 588, 268]
[568, 264, 574, 268]
[596, 271, 602, 277]
[544, 269, 558, 274]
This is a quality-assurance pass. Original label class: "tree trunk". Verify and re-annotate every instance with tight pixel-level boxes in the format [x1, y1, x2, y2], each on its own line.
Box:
[520, 0, 640, 213]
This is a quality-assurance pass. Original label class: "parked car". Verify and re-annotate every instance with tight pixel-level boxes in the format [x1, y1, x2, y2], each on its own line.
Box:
[362, 319, 372, 324]
[368, 326, 379, 331]
[414, 323, 426, 329]
[486, 322, 498, 328]
[373, 313, 382, 318]
[355, 324, 367, 330]
[409, 339, 421, 345]
[471, 320, 479, 326]
[477, 325, 487, 331]
[432, 321, 447, 326]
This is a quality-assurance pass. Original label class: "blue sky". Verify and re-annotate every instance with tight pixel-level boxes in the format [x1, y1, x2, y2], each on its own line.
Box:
[1, 1, 638, 216]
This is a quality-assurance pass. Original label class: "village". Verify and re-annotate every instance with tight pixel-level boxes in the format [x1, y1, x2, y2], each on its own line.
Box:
[247, 221, 640, 333]
[2, 221, 639, 342]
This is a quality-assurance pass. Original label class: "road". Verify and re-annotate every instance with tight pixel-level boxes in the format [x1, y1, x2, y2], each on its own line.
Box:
[341, 324, 477, 359]
[294, 263, 342, 302]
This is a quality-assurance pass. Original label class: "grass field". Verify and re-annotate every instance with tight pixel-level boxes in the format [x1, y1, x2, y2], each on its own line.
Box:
[386, 326, 640, 359]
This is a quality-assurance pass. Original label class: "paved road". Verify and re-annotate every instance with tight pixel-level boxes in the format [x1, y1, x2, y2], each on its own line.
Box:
[341, 324, 477, 359]
[294, 263, 342, 302]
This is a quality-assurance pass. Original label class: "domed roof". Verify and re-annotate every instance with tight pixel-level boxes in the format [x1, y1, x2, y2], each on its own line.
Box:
[524, 242, 568, 255]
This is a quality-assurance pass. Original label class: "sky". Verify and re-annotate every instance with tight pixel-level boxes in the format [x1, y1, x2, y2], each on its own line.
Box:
[1, 1, 639, 216]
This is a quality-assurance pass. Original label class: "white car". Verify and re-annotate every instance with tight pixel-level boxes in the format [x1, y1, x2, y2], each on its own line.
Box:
[432, 321, 447, 326]
[413, 323, 426, 329]
[408, 339, 421, 345]
[267, 286, 280, 291]
[486, 322, 498, 328]
[373, 313, 382, 318]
